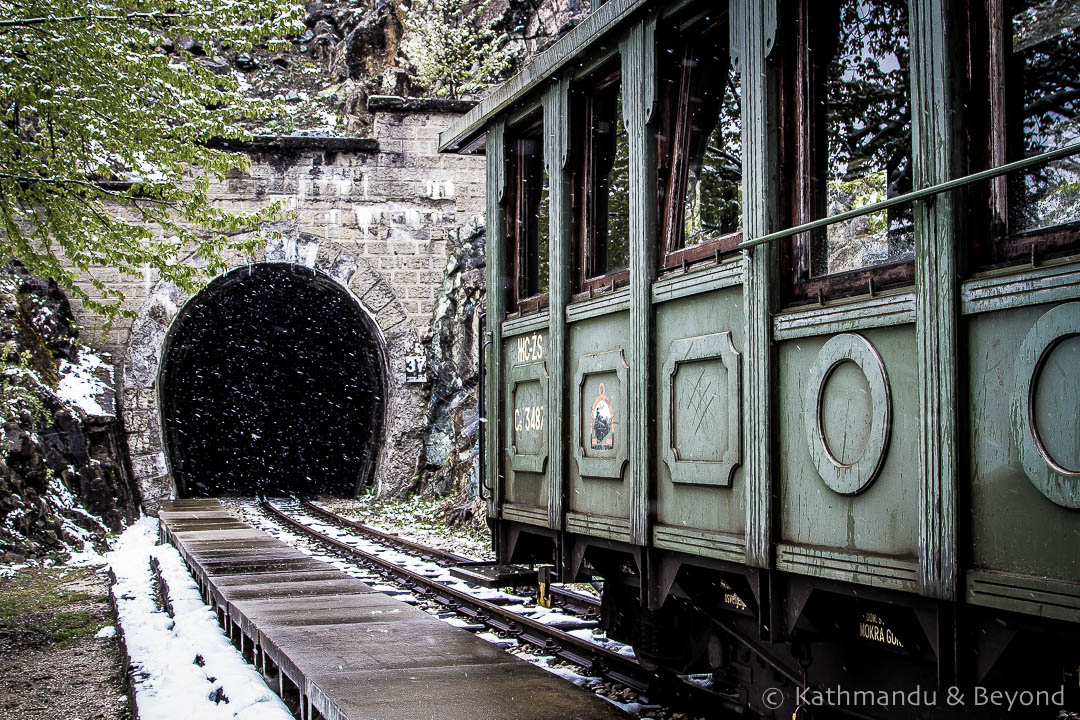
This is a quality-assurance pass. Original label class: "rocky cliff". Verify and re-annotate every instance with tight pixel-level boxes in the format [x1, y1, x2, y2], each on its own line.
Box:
[162, 0, 591, 136]
[0, 264, 139, 560]
[414, 227, 486, 521]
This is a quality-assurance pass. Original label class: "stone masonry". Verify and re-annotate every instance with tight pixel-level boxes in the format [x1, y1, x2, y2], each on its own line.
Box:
[65, 100, 486, 513]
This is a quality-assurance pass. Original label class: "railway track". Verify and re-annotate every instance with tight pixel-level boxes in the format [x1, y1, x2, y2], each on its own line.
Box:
[295, 497, 601, 616]
[253, 498, 741, 717]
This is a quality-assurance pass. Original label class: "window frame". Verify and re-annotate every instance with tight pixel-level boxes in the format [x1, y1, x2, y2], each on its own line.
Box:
[656, 5, 744, 273]
[777, 0, 916, 306]
[505, 111, 549, 315]
[961, 0, 1080, 273]
[571, 61, 631, 298]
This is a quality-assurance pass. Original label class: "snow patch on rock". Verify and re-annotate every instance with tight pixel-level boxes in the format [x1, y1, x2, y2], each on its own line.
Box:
[56, 349, 115, 419]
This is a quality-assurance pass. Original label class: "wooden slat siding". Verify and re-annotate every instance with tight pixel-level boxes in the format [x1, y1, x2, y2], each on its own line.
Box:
[740, 0, 779, 569]
[621, 16, 658, 547]
[485, 122, 507, 520]
[653, 525, 746, 563]
[502, 314, 550, 337]
[960, 264, 1080, 315]
[910, 0, 959, 600]
[966, 570, 1080, 624]
[440, 0, 652, 153]
[503, 503, 550, 527]
[545, 77, 572, 530]
[773, 292, 917, 340]
[565, 288, 632, 322]
[776, 544, 920, 593]
[566, 512, 633, 543]
[651, 260, 744, 304]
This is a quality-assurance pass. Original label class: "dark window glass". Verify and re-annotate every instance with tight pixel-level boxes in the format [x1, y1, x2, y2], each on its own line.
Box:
[658, 7, 742, 269]
[811, 0, 913, 277]
[605, 91, 631, 274]
[965, 0, 1080, 269]
[1007, 0, 1080, 234]
[781, 0, 914, 302]
[572, 65, 630, 294]
[507, 119, 549, 311]
[536, 173, 551, 292]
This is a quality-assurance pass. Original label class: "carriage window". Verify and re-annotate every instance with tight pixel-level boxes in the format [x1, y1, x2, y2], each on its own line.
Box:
[657, 5, 742, 269]
[572, 64, 630, 294]
[966, 0, 1080, 268]
[507, 116, 550, 312]
[1008, 1, 1080, 233]
[781, 0, 914, 302]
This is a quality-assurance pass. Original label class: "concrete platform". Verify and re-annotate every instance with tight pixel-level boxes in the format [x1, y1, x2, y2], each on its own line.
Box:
[159, 499, 628, 720]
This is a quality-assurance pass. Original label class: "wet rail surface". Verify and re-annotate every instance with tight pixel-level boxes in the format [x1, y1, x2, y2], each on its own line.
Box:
[158, 498, 630, 720]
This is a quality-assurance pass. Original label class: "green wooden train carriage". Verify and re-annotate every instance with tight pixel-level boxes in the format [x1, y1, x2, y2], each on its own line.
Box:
[441, 0, 1080, 714]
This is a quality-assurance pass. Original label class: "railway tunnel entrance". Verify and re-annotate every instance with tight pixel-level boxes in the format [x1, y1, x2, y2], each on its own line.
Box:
[160, 263, 386, 497]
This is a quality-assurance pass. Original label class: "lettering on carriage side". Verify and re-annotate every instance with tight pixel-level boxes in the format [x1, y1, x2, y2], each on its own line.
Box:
[516, 333, 545, 363]
[515, 405, 546, 433]
[858, 611, 904, 649]
[589, 382, 615, 451]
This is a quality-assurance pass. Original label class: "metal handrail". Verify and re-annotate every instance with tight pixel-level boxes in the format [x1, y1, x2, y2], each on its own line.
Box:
[738, 142, 1080, 251]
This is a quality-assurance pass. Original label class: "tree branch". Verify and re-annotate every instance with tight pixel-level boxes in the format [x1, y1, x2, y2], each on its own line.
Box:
[0, 11, 190, 30]
[0, 172, 176, 207]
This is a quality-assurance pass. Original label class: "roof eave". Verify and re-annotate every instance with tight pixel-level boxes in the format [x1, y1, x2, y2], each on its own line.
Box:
[438, 0, 651, 154]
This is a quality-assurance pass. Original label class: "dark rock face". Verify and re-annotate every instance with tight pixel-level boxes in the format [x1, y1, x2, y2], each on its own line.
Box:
[145, 0, 589, 138]
[338, 1, 405, 81]
[415, 230, 485, 513]
[0, 263, 139, 560]
[196, 56, 232, 76]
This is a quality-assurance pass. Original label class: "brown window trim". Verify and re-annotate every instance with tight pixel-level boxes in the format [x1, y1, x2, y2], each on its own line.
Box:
[778, 0, 915, 305]
[961, 0, 1080, 273]
[506, 113, 549, 315]
[506, 292, 550, 319]
[571, 62, 627, 295]
[784, 258, 915, 307]
[784, 236, 916, 305]
[662, 232, 742, 273]
[656, 7, 743, 271]
[571, 268, 631, 302]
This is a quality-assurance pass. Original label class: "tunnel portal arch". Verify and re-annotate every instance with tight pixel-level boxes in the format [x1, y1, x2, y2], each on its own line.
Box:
[159, 263, 387, 497]
[121, 234, 427, 513]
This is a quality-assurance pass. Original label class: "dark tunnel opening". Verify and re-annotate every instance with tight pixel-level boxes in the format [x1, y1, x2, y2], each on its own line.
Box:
[160, 263, 386, 497]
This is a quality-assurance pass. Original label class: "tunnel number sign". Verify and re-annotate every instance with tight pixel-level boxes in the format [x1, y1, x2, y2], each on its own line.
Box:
[405, 355, 427, 384]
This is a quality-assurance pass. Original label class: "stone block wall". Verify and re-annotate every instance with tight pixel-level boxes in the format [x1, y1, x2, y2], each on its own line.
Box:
[64, 102, 487, 510]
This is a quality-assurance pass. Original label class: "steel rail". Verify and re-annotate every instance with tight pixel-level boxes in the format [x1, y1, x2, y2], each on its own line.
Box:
[262, 499, 646, 689]
[738, 141, 1080, 250]
[297, 498, 601, 613]
[298, 498, 472, 564]
[260, 499, 741, 713]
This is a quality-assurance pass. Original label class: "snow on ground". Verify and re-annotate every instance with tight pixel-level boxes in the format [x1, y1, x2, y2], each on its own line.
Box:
[0, 560, 30, 578]
[108, 518, 292, 720]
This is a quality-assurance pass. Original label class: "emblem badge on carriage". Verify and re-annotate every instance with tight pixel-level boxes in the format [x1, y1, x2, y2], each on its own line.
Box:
[589, 382, 615, 451]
